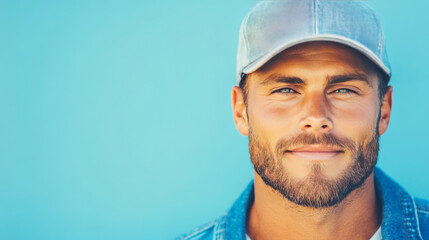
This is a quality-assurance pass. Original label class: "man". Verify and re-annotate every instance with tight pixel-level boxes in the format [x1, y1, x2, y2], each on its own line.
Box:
[179, 1, 429, 239]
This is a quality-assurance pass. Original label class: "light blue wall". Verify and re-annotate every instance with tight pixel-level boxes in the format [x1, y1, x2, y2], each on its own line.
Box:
[1, 0, 428, 239]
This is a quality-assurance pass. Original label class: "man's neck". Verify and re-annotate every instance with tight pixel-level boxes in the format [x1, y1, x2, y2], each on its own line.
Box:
[247, 171, 381, 240]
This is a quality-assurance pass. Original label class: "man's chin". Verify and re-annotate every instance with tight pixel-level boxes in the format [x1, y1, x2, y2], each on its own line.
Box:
[281, 155, 351, 180]
[287, 173, 351, 207]
[259, 165, 372, 208]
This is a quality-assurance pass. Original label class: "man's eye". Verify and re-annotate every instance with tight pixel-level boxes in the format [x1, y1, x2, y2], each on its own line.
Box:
[273, 88, 298, 94]
[332, 88, 357, 94]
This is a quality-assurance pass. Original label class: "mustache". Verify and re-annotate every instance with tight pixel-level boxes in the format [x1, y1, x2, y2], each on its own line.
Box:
[275, 133, 356, 155]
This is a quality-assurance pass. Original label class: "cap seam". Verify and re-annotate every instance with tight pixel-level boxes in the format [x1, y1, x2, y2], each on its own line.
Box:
[243, 2, 262, 72]
[243, 14, 250, 67]
[410, 195, 425, 240]
[314, 0, 318, 35]
[359, 1, 384, 56]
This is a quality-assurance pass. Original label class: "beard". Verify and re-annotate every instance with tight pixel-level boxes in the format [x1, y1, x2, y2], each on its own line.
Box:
[249, 127, 379, 208]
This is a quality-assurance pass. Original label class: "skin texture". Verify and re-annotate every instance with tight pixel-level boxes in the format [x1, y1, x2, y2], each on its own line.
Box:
[232, 42, 393, 240]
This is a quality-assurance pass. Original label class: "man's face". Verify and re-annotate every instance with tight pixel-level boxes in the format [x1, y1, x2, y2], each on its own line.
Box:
[232, 42, 392, 208]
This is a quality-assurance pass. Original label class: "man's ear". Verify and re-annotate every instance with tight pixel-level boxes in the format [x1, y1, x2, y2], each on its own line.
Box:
[378, 86, 393, 136]
[232, 86, 249, 136]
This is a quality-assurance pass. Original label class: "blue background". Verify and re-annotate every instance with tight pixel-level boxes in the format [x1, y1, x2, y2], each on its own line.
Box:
[1, 0, 428, 239]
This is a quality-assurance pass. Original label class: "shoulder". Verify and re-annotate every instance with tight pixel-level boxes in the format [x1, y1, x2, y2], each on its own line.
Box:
[175, 215, 226, 240]
[176, 180, 253, 239]
[415, 197, 429, 239]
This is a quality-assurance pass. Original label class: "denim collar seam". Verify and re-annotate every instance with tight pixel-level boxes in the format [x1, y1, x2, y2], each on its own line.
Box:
[214, 215, 226, 240]
[182, 221, 217, 240]
[223, 204, 233, 239]
[399, 189, 424, 240]
[417, 209, 429, 214]
[410, 195, 424, 240]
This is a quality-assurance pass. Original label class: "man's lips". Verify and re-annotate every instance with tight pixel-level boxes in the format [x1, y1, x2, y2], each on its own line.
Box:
[285, 145, 344, 161]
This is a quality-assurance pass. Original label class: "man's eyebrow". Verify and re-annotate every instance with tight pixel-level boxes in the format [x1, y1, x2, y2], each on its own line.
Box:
[261, 74, 305, 85]
[327, 74, 372, 87]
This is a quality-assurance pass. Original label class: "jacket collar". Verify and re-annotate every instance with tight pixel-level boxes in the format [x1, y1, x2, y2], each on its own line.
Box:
[374, 168, 424, 240]
[223, 167, 423, 240]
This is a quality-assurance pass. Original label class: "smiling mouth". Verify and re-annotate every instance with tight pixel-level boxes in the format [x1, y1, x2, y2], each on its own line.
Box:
[285, 145, 344, 161]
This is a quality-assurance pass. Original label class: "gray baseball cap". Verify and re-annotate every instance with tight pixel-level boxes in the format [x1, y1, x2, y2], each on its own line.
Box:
[236, 0, 391, 82]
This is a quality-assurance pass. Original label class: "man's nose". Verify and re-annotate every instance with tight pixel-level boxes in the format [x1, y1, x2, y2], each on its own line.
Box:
[298, 94, 333, 133]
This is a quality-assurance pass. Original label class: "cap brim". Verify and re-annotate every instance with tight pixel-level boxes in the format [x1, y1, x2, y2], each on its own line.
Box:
[242, 34, 391, 78]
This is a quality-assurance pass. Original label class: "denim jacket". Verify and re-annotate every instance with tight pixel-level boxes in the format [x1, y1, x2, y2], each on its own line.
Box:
[178, 168, 429, 240]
